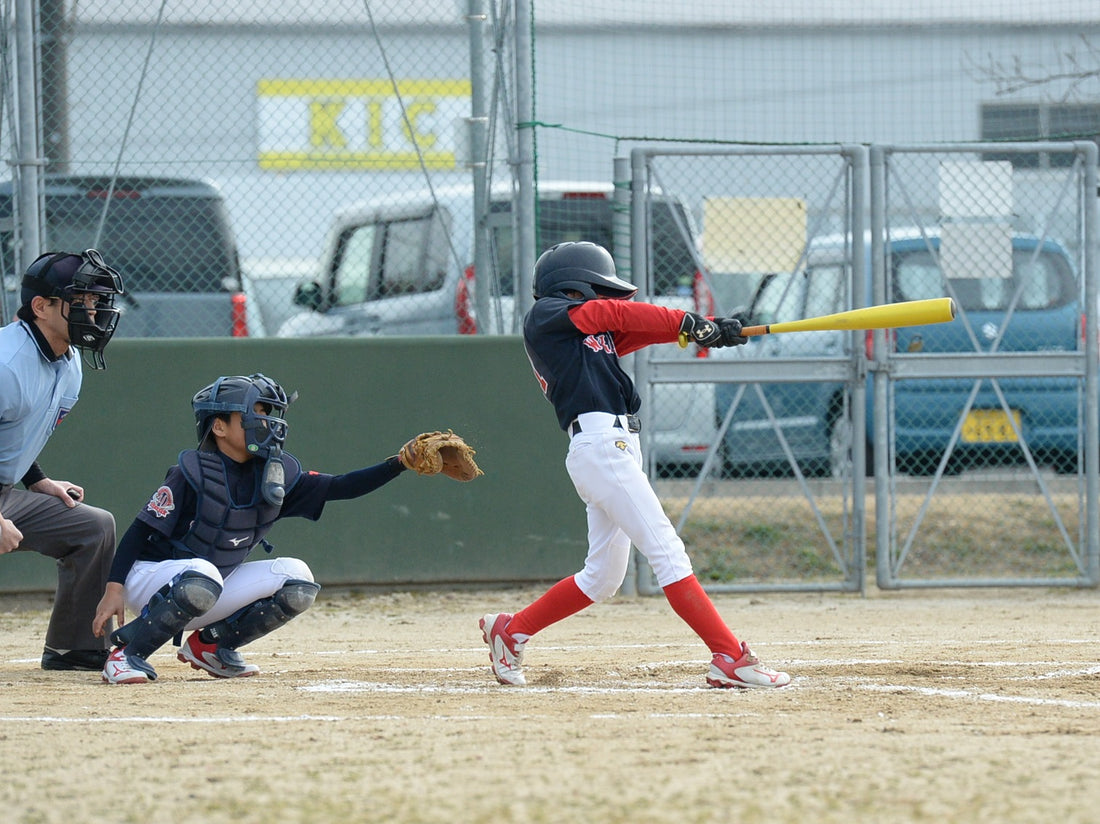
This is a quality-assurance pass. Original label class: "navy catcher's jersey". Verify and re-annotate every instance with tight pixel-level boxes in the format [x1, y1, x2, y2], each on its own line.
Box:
[523, 296, 640, 430]
[126, 451, 332, 575]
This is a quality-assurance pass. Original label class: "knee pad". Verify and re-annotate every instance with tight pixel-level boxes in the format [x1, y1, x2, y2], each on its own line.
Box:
[203, 579, 321, 650]
[111, 571, 222, 658]
[274, 579, 321, 616]
[172, 570, 223, 615]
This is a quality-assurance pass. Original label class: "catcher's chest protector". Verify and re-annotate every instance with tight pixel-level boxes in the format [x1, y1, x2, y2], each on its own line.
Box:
[173, 449, 302, 575]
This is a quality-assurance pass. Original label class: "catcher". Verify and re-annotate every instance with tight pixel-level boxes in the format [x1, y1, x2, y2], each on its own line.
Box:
[92, 372, 481, 684]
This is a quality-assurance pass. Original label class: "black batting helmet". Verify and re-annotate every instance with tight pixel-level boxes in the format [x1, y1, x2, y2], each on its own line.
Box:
[532, 241, 637, 301]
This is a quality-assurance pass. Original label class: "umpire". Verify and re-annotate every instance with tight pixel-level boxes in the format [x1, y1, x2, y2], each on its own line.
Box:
[0, 250, 125, 670]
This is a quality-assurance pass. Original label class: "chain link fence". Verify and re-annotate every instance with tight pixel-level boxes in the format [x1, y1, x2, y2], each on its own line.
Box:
[3, 3, 1098, 339]
[632, 143, 1099, 592]
[630, 146, 868, 593]
[871, 142, 1099, 587]
[1, 1, 522, 336]
[3, 2, 1099, 593]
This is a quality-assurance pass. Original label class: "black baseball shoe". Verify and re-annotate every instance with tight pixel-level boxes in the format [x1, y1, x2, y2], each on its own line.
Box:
[41, 646, 109, 671]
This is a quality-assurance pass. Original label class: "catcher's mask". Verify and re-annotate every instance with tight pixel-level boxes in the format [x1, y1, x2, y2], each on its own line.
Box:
[532, 241, 637, 301]
[19, 249, 126, 370]
[192, 373, 298, 505]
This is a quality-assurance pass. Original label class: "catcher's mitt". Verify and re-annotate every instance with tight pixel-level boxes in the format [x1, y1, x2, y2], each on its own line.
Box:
[398, 430, 484, 482]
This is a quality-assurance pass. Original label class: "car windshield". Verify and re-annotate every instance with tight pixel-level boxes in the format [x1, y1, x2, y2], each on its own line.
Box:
[44, 196, 240, 293]
[892, 247, 1075, 312]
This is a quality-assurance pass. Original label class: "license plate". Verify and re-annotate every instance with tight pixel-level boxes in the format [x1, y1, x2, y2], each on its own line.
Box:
[961, 409, 1021, 444]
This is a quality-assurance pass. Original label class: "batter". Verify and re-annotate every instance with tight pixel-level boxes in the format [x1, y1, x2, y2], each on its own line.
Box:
[480, 241, 790, 689]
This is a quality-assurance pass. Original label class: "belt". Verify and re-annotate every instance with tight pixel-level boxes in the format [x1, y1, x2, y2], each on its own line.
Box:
[569, 412, 641, 436]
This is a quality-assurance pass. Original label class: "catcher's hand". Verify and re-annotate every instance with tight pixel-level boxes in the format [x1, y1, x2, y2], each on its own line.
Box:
[398, 430, 484, 482]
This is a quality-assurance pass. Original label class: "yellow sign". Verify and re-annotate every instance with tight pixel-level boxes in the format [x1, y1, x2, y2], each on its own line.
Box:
[257, 79, 471, 171]
[702, 197, 806, 273]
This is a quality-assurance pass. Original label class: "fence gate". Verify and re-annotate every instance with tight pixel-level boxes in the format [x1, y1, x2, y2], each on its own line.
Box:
[872, 143, 1100, 588]
[628, 145, 869, 594]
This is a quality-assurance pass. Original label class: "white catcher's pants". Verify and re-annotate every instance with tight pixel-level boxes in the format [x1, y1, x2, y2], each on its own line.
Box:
[566, 414, 693, 603]
[123, 556, 315, 630]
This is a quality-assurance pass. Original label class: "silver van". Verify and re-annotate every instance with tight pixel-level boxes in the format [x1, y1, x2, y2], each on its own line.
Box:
[277, 180, 714, 474]
[277, 180, 704, 337]
[0, 175, 251, 338]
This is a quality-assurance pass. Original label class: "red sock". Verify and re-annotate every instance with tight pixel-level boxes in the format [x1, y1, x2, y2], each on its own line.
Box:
[662, 574, 741, 657]
[508, 575, 594, 640]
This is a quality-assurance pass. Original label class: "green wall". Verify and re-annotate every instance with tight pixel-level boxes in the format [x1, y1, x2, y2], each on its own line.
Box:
[1, 338, 587, 592]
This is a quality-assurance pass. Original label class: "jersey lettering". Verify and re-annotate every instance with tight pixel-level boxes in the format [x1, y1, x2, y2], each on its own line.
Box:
[582, 333, 616, 355]
[532, 366, 549, 395]
[524, 349, 550, 397]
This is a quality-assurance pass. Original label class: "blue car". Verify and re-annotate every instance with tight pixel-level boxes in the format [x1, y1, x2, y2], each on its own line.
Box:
[717, 229, 1081, 476]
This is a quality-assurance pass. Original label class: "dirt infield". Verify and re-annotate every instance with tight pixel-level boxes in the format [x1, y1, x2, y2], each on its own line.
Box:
[1, 585, 1098, 824]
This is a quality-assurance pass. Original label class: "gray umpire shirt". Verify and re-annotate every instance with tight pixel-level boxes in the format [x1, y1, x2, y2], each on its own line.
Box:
[0, 319, 82, 486]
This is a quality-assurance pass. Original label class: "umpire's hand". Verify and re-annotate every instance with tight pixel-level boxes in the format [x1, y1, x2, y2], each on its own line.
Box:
[28, 477, 83, 506]
[0, 513, 22, 554]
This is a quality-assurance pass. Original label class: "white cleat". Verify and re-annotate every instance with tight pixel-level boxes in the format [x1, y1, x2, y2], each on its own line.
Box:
[706, 642, 791, 689]
[177, 631, 260, 679]
[101, 647, 157, 685]
[479, 612, 526, 686]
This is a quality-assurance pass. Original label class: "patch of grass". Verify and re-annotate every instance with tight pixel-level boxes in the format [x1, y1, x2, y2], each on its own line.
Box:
[664, 492, 1086, 583]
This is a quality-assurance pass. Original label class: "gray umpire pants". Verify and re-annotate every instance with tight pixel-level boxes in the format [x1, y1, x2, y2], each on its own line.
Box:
[1, 486, 116, 652]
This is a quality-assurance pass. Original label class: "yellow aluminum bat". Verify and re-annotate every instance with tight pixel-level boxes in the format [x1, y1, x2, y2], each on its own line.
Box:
[678, 297, 957, 347]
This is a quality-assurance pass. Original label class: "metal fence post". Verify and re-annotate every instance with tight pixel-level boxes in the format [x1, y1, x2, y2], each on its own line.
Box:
[512, 0, 536, 324]
[466, 0, 491, 334]
[869, 145, 894, 588]
[1081, 141, 1100, 585]
[847, 143, 869, 594]
[12, 0, 45, 313]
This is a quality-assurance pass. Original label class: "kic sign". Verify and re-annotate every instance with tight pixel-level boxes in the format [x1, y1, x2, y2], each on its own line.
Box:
[257, 79, 471, 170]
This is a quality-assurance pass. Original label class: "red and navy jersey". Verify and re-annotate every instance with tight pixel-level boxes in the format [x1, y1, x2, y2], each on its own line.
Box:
[522, 296, 686, 430]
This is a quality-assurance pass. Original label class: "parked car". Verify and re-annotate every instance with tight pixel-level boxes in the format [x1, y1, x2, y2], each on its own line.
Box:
[716, 228, 1081, 476]
[0, 175, 251, 337]
[277, 180, 715, 473]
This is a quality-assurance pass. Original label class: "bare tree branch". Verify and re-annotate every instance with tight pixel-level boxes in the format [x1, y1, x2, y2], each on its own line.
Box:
[965, 35, 1100, 102]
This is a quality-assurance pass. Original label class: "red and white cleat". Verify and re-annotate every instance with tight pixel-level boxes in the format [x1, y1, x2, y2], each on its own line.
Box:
[707, 642, 791, 689]
[177, 631, 259, 679]
[479, 612, 526, 686]
[101, 646, 157, 685]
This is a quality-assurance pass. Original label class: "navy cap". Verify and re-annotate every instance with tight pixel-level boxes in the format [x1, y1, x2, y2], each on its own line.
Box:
[20, 251, 115, 306]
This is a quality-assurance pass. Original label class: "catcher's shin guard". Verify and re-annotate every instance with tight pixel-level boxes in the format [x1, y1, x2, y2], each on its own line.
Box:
[200, 579, 320, 650]
[110, 570, 222, 659]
